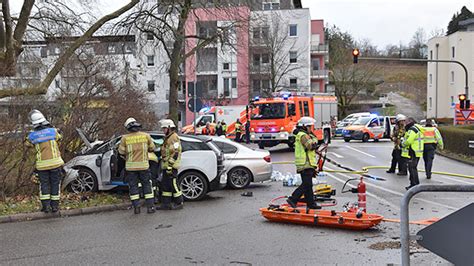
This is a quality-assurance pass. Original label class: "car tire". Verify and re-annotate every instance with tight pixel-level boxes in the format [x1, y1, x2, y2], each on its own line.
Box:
[227, 167, 252, 189]
[178, 171, 208, 201]
[362, 133, 369, 142]
[374, 138, 379, 142]
[68, 168, 98, 193]
[258, 142, 265, 149]
[344, 138, 351, 143]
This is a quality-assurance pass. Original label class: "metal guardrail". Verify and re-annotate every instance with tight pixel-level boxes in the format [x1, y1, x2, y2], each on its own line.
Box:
[469, 140, 474, 149]
[400, 184, 474, 265]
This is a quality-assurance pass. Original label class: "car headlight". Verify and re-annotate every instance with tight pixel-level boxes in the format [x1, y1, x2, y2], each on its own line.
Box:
[342, 129, 347, 133]
[279, 133, 286, 138]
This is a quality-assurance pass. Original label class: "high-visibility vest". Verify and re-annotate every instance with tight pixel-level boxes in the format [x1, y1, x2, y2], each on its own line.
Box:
[28, 127, 64, 171]
[401, 124, 424, 158]
[295, 131, 317, 172]
[161, 132, 182, 170]
[235, 122, 242, 133]
[118, 132, 155, 171]
[222, 124, 228, 133]
[423, 127, 443, 149]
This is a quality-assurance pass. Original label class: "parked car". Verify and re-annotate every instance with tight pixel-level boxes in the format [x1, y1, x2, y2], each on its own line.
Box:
[334, 112, 371, 137]
[209, 136, 272, 189]
[62, 129, 227, 201]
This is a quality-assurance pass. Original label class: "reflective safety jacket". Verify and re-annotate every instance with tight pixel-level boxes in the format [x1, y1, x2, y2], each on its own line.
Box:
[222, 124, 228, 134]
[118, 132, 155, 171]
[423, 127, 444, 149]
[391, 125, 405, 150]
[401, 124, 424, 159]
[148, 152, 158, 163]
[295, 130, 319, 172]
[28, 127, 64, 171]
[161, 132, 182, 170]
[235, 122, 242, 133]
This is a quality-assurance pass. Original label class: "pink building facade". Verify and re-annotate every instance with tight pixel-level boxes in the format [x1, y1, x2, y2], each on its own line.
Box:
[310, 19, 329, 92]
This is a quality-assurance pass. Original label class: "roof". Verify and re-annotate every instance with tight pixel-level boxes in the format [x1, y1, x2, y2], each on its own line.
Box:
[23, 35, 135, 45]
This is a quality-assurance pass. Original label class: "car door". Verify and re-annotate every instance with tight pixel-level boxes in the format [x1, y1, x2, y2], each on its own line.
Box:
[100, 138, 120, 184]
[369, 118, 384, 139]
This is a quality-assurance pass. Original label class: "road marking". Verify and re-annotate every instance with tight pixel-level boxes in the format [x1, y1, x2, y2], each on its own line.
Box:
[345, 146, 376, 158]
[325, 171, 398, 209]
[435, 174, 474, 185]
[330, 152, 343, 158]
[326, 167, 456, 210]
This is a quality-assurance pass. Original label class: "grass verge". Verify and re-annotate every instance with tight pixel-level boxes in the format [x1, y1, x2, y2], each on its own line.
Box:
[0, 192, 127, 216]
[437, 149, 474, 166]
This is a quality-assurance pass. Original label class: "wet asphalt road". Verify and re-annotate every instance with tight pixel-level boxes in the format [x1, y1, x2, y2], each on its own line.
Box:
[0, 139, 472, 265]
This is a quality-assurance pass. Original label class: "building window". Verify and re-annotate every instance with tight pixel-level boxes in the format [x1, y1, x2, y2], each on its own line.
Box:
[290, 78, 297, 87]
[429, 97, 432, 108]
[289, 51, 297, 63]
[223, 63, 230, 70]
[262, 0, 279, 10]
[224, 77, 237, 97]
[262, 79, 270, 91]
[451, 71, 454, 83]
[147, 32, 154, 41]
[147, 55, 155, 67]
[261, 27, 269, 39]
[253, 27, 261, 39]
[311, 81, 320, 92]
[253, 54, 260, 66]
[312, 58, 320, 71]
[253, 79, 261, 92]
[40, 47, 48, 58]
[429, 74, 432, 85]
[147, 80, 155, 92]
[451, 46, 455, 58]
[261, 53, 269, 64]
[289, 24, 298, 37]
[430, 50, 433, 60]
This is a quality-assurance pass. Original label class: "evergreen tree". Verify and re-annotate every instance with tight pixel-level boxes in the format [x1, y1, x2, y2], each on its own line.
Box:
[447, 6, 473, 35]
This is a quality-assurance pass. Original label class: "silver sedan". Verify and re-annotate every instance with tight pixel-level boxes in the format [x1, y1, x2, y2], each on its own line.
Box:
[209, 136, 272, 189]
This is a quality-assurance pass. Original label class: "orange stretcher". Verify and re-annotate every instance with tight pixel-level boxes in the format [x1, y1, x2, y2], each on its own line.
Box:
[260, 204, 384, 230]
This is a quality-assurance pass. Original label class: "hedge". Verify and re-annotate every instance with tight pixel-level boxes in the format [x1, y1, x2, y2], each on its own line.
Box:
[438, 125, 474, 156]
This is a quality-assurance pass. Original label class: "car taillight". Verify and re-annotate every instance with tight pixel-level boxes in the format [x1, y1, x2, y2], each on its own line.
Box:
[263, 155, 271, 163]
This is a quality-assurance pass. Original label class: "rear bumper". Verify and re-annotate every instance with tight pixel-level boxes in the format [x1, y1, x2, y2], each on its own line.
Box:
[252, 164, 272, 182]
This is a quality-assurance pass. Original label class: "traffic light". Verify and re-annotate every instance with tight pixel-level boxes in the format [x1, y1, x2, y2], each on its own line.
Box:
[352, 48, 360, 64]
[458, 94, 470, 109]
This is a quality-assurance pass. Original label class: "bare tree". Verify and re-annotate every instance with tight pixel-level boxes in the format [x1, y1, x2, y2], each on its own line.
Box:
[408, 27, 427, 59]
[0, 0, 139, 98]
[116, 0, 250, 124]
[356, 38, 379, 57]
[250, 12, 307, 96]
[327, 25, 378, 117]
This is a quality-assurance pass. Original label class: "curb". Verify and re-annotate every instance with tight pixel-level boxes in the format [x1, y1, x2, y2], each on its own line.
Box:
[0, 203, 130, 224]
[436, 151, 474, 166]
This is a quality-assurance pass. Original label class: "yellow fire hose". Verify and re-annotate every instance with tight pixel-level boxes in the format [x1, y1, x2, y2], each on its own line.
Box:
[273, 161, 474, 179]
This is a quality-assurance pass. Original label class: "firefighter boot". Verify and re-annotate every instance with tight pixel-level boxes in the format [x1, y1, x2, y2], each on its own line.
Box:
[134, 206, 141, 214]
[40, 202, 51, 213]
[147, 206, 156, 214]
[171, 202, 183, 210]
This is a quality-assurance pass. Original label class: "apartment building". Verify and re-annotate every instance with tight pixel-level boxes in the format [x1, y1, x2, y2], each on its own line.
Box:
[1, 0, 327, 127]
[427, 18, 474, 118]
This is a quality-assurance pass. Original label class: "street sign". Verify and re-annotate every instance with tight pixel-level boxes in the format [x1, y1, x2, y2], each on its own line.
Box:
[461, 110, 472, 120]
[417, 203, 474, 265]
[187, 98, 202, 112]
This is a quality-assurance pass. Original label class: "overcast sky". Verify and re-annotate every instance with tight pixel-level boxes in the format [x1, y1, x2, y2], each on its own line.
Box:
[304, 0, 473, 49]
[12, 0, 474, 49]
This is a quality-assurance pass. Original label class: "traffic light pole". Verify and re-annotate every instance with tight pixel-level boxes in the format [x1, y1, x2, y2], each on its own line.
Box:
[358, 57, 470, 100]
[193, 80, 197, 135]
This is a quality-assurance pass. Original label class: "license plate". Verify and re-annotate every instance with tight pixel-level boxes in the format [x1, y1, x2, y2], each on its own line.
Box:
[262, 134, 272, 139]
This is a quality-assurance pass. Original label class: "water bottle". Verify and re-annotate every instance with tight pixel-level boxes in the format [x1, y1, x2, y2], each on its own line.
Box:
[288, 176, 293, 186]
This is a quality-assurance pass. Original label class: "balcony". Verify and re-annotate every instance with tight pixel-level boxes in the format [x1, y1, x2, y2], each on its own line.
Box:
[311, 69, 329, 79]
[250, 64, 271, 74]
[311, 44, 329, 54]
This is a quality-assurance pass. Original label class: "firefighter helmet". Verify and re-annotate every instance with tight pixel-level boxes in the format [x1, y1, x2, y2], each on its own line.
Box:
[28, 110, 48, 127]
[124, 117, 141, 130]
[395, 114, 406, 122]
[297, 117, 316, 127]
[160, 119, 176, 128]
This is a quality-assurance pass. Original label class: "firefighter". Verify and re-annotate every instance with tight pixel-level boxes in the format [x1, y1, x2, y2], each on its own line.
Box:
[387, 114, 408, 175]
[221, 120, 228, 136]
[149, 150, 161, 204]
[202, 122, 214, 135]
[423, 119, 444, 179]
[401, 117, 424, 190]
[118, 118, 156, 214]
[159, 119, 183, 210]
[235, 119, 242, 142]
[215, 121, 223, 136]
[286, 117, 320, 210]
[27, 110, 64, 213]
[245, 121, 251, 144]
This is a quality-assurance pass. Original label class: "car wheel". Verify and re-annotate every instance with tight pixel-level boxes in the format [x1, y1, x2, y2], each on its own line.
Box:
[68, 168, 98, 193]
[227, 167, 252, 189]
[258, 142, 265, 149]
[362, 133, 369, 142]
[374, 138, 379, 142]
[179, 171, 208, 201]
[344, 138, 350, 143]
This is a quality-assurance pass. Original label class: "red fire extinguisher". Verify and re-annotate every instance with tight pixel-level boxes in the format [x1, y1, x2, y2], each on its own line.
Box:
[357, 176, 366, 213]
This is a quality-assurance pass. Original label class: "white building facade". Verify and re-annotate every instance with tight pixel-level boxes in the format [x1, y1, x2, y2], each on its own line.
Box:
[427, 19, 474, 118]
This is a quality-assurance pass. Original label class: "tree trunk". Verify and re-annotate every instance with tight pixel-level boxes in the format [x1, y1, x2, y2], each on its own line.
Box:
[168, 62, 180, 124]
